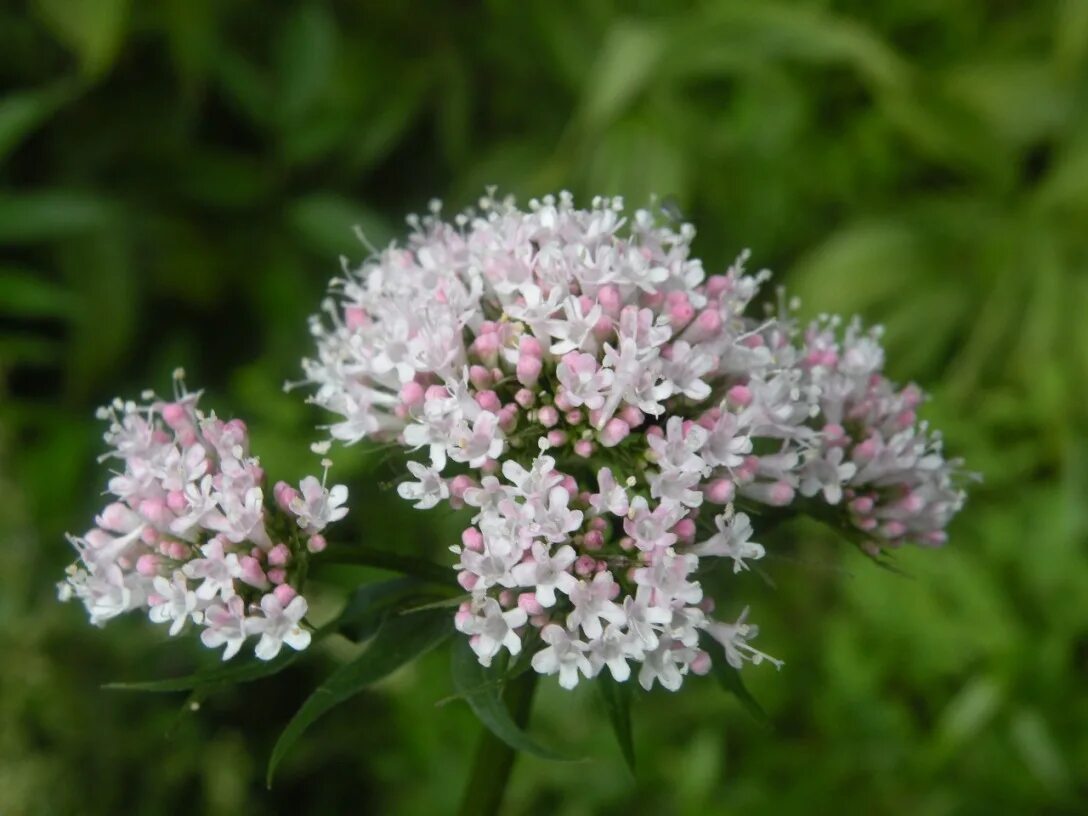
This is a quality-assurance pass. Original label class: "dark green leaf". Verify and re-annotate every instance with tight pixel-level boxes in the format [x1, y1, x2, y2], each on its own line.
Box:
[336, 576, 447, 642]
[0, 82, 73, 164]
[0, 267, 75, 319]
[702, 632, 769, 725]
[450, 637, 574, 761]
[596, 672, 636, 773]
[105, 644, 304, 693]
[287, 194, 395, 259]
[317, 544, 456, 586]
[32, 0, 131, 79]
[0, 191, 119, 243]
[267, 608, 451, 785]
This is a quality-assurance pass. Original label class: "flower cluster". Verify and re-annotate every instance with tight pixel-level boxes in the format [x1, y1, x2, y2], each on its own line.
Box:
[58, 374, 349, 661]
[301, 191, 966, 690]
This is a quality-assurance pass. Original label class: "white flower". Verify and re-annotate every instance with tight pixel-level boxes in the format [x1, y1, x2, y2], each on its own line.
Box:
[449, 411, 505, 468]
[149, 571, 201, 636]
[589, 467, 629, 516]
[693, 511, 765, 573]
[201, 596, 247, 660]
[397, 461, 449, 509]
[510, 542, 577, 607]
[566, 571, 626, 640]
[468, 598, 528, 666]
[799, 446, 857, 505]
[587, 624, 643, 682]
[704, 607, 782, 670]
[247, 594, 311, 661]
[531, 624, 593, 689]
[290, 476, 350, 532]
[182, 538, 242, 600]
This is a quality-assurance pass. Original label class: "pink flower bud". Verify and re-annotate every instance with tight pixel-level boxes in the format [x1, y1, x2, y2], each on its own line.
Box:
[705, 275, 730, 298]
[344, 304, 367, 329]
[239, 556, 269, 589]
[307, 534, 327, 553]
[674, 518, 696, 541]
[267, 543, 291, 566]
[564, 409, 583, 425]
[599, 418, 630, 448]
[519, 335, 543, 358]
[161, 402, 190, 430]
[727, 384, 752, 407]
[597, 284, 622, 315]
[514, 388, 535, 408]
[537, 405, 559, 428]
[518, 593, 544, 615]
[267, 568, 287, 585]
[498, 404, 519, 433]
[475, 390, 501, 413]
[704, 478, 735, 504]
[583, 530, 604, 550]
[400, 380, 425, 408]
[574, 555, 596, 577]
[469, 365, 492, 389]
[573, 439, 595, 458]
[768, 481, 795, 506]
[850, 496, 874, 515]
[619, 405, 644, 428]
[273, 584, 298, 606]
[136, 554, 160, 576]
[516, 354, 542, 387]
[471, 331, 500, 365]
[462, 527, 484, 552]
[457, 571, 478, 591]
[689, 650, 712, 675]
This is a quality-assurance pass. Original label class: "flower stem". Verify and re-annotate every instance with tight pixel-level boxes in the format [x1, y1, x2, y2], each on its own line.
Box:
[457, 670, 539, 816]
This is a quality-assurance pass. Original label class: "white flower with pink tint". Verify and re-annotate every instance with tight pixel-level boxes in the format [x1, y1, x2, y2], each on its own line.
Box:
[298, 192, 968, 692]
[59, 376, 349, 661]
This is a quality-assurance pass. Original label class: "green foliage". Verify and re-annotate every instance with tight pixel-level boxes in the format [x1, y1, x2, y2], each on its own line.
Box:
[1, 0, 1085, 814]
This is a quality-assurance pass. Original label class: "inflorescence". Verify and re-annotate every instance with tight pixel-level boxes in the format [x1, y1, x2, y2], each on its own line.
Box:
[299, 191, 966, 691]
[58, 373, 349, 661]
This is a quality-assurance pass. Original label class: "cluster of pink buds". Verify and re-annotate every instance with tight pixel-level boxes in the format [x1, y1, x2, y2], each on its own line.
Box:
[58, 373, 349, 661]
[300, 191, 967, 690]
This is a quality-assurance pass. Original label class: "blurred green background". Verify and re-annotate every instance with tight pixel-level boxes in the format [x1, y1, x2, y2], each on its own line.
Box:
[2, 1, 1087, 814]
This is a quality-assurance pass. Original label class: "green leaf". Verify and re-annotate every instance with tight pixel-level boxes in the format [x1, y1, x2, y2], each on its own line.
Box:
[450, 637, 574, 761]
[0, 267, 75, 319]
[105, 644, 305, 693]
[702, 633, 769, 725]
[267, 608, 451, 786]
[275, 3, 336, 123]
[286, 194, 395, 259]
[337, 577, 448, 642]
[0, 82, 73, 165]
[32, 0, 131, 79]
[317, 545, 456, 586]
[0, 191, 118, 244]
[596, 673, 636, 773]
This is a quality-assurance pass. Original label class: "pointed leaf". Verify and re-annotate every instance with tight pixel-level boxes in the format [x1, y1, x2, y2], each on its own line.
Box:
[317, 544, 455, 586]
[702, 633, 770, 725]
[105, 643, 304, 693]
[0, 82, 73, 164]
[337, 576, 448, 642]
[450, 637, 574, 761]
[596, 673, 636, 773]
[267, 608, 451, 786]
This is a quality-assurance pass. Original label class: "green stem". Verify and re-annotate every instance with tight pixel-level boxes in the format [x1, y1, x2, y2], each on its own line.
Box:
[457, 670, 539, 816]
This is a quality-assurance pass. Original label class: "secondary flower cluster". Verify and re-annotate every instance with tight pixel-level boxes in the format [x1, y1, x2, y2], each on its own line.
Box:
[58, 376, 348, 661]
[301, 191, 966, 690]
